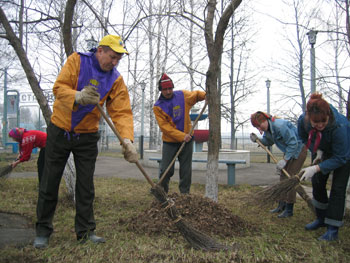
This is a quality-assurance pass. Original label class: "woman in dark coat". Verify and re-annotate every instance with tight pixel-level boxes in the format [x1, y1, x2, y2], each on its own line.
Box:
[298, 93, 350, 241]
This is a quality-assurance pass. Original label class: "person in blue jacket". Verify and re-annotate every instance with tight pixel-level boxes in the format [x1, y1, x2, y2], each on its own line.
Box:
[298, 93, 350, 241]
[250, 111, 307, 218]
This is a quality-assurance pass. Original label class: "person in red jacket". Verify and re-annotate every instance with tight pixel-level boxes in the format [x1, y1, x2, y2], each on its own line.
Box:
[8, 127, 47, 183]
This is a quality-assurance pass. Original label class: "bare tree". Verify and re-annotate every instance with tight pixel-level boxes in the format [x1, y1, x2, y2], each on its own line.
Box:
[223, 9, 258, 150]
[204, 0, 242, 201]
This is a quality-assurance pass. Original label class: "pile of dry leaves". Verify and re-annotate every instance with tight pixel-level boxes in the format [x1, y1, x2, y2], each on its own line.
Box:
[120, 192, 257, 238]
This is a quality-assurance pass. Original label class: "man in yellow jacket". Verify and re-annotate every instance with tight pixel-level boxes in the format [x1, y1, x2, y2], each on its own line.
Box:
[34, 35, 138, 249]
[153, 73, 206, 194]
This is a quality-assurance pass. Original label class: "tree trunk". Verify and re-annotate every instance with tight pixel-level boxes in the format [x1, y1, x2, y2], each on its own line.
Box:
[1, 4, 77, 203]
[0, 7, 52, 123]
[205, 68, 221, 201]
[204, 0, 242, 201]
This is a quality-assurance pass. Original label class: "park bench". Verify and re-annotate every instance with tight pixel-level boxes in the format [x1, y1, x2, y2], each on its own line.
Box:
[149, 157, 246, 186]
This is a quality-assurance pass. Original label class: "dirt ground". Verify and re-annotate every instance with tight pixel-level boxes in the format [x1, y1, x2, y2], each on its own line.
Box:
[0, 212, 35, 249]
[120, 192, 257, 238]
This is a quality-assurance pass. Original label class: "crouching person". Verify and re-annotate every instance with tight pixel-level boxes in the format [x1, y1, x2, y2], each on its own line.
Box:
[250, 111, 307, 218]
[298, 93, 350, 241]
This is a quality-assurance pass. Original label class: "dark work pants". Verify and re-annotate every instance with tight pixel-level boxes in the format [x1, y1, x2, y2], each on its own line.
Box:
[36, 122, 100, 238]
[159, 140, 193, 194]
[312, 160, 350, 227]
[37, 147, 45, 184]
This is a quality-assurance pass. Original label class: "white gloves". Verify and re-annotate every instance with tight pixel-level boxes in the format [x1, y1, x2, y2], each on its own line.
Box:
[75, 86, 100, 106]
[300, 165, 318, 181]
[122, 139, 138, 163]
[250, 133, 258, 143]
[276, 159, 287, 170]
[312, 149, 323, 165]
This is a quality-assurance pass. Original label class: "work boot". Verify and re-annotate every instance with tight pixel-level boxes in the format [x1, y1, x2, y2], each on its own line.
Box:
[305, 208, 327, 230]
[270, 201, 285, 213]
[78, 232, 106, 244]
[33, 236, 49, 249]
[278, 203, 294, 218]
[318, 225, 338, 241]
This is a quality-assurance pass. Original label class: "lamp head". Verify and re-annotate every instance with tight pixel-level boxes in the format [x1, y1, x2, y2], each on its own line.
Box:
[307, 30, 318, 45]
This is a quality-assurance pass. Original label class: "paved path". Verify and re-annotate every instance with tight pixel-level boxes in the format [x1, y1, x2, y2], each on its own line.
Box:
[10, 156, 281, 186]
[94, 156, 279, 186]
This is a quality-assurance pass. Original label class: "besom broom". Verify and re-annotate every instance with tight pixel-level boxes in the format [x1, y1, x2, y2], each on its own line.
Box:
[0, 163, 13, 178]
[97, 104, 229, 251]
[254, 139, 315, 215]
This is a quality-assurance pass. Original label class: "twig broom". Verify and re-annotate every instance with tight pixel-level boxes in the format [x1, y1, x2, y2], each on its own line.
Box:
[97, 104, 229, 251]
[0, 164, 13, 178]
[255, 139, 315, 215]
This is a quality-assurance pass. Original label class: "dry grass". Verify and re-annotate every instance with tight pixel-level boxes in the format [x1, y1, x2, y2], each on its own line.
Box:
[0, 152, 347, 262]
[0, 174, 349, 263]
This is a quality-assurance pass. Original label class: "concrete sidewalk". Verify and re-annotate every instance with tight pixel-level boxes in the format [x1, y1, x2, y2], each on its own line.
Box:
[94, 156, 279, 186]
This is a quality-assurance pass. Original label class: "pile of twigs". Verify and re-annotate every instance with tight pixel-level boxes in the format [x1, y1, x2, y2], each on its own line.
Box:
[150, 185, 231, 251]
[98, 104, 230, 251]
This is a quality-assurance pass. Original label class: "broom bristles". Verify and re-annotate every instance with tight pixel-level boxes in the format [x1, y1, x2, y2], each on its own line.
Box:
[150, 185, 231, 251]
[253, 176, 300, 207]
[175, 219, 230, 251]
[0, 164, 13, 178]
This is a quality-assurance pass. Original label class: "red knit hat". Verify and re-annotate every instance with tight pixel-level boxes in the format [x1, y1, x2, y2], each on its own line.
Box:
[159, 73, 173, 90]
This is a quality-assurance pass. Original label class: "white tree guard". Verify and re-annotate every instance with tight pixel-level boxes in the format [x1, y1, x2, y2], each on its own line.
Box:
[63, 154, 76, 203]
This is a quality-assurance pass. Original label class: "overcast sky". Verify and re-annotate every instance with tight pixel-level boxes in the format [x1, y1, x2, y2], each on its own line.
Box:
[222, 0, 339, 135]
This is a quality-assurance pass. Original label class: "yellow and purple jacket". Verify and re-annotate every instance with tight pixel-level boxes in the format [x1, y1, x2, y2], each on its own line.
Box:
[51, 51, 134, 141]
[153, 90, 206, 143]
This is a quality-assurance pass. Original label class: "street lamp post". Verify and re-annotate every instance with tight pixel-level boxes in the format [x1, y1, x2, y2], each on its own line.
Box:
[307, 30, 318, 94]
[140, 82, 146, 159]
[2, 68, 8, 147]
[266, 79, 271, 163]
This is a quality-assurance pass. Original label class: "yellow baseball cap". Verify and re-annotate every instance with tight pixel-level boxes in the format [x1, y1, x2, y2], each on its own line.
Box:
[99, 35, 129, 55]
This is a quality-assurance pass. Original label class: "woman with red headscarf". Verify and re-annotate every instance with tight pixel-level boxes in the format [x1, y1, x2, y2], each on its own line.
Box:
[8, 127, 47, 183]
[298, 93, 350, 241]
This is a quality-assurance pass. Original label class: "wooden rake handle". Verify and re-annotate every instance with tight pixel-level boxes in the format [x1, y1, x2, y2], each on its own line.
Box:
[255, 138, 295, 179]
[158, 100, 208, 185]
[96, 104, 156, 187]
